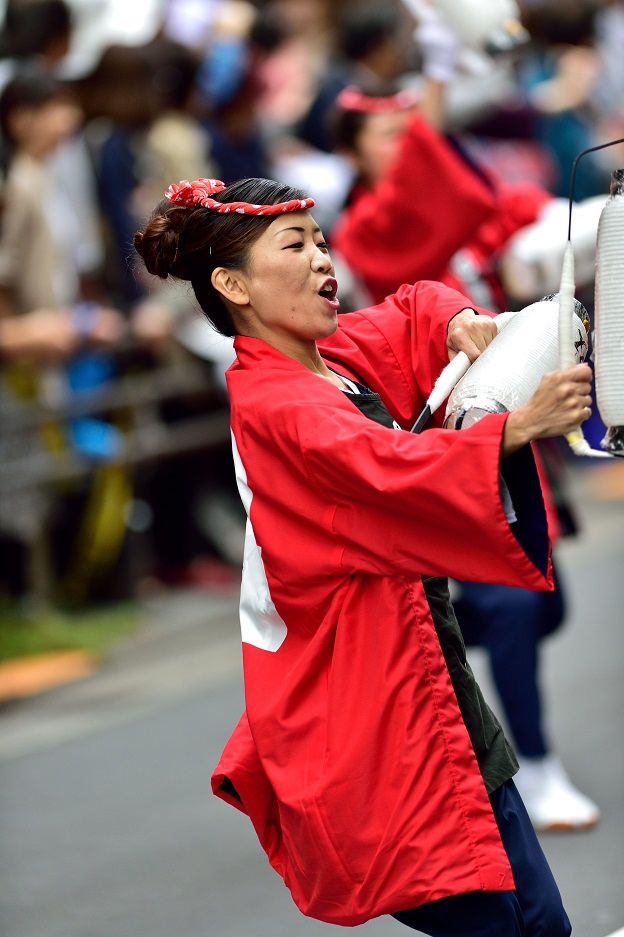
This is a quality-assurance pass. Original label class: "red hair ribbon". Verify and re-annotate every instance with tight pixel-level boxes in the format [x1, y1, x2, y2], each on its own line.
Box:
[335, 85, 421, 114]
[165, 178, 315, 215]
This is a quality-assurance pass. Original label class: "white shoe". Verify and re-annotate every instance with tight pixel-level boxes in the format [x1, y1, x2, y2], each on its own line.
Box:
[514, 754, 601, 832]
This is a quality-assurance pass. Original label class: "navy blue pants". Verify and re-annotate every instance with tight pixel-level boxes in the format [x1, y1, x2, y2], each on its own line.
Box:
[392, 780, 571, 936]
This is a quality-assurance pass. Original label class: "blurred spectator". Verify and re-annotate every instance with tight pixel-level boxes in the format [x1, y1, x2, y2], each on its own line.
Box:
[0, 0, 72, 71]
[405, 2, 611, 201]
[73, 23, 251, 590]
[0, 70, 121, 327]
[77, 38, 213, 306]
[0, 1, 112, 305]
[268, 3, 417, 236]
[0, 68, 129, 603]
[193, 1, 271, 184]
[295, 3, 415, 154]
[0, 2, 249, 603]
[510, 0, 607, 199]
[255, 0, 335, 135]
[0, 0, 74, 137]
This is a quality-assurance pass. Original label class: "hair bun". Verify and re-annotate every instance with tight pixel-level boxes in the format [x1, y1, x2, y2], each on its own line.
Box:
[134, 205, 191, 280]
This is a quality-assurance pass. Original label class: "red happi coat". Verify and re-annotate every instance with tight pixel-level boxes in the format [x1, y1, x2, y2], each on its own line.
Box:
[330, 112, 552, 308]
[211, 280, 553, 926]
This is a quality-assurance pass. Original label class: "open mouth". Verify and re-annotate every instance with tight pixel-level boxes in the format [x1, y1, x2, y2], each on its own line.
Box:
[318, 278, 338, 302]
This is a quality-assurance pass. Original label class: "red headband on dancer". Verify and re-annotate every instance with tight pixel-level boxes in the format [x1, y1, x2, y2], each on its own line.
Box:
[165, 178, 315, 215]
[335, 85, 421, 114]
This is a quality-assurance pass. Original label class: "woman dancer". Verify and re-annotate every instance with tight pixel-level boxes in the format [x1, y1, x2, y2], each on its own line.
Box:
[134, 176, 591, 936]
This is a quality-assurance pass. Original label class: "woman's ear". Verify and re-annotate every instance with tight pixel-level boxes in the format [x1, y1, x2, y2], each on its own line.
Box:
[211, 267, 249, 307]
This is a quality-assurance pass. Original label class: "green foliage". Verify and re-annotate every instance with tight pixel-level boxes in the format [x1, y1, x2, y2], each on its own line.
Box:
[0, 600, 141, 662]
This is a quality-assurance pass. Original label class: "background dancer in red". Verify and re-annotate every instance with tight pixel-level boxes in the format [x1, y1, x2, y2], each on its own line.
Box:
[329, 83, 552, 312]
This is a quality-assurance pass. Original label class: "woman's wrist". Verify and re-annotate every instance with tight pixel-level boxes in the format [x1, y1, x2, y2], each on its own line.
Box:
[501, 408, 534, 458]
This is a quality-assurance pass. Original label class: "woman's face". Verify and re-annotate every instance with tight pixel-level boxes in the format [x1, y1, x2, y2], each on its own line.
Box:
[233, 211, 340, 350]
[354, 108, 412, 186]
[10, 97, 81, 158]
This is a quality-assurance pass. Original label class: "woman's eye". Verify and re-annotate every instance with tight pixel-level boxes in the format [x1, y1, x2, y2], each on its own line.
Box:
[282, 240, 329, 251]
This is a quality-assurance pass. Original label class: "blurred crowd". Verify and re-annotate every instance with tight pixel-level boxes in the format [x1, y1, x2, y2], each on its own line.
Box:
[0, 0, 622, 607]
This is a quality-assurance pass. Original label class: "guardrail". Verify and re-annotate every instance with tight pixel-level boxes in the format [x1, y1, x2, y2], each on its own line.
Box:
[0, 357, 232, 599]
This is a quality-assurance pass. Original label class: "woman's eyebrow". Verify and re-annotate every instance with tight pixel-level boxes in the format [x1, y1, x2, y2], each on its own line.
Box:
[273, 225, 322, 237]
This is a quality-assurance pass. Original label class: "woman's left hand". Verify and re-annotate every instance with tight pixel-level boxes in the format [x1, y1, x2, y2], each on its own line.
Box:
[446, 308, 498, 362]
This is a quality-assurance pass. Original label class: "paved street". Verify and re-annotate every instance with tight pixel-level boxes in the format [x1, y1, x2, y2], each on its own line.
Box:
[0, 463, 622, 937]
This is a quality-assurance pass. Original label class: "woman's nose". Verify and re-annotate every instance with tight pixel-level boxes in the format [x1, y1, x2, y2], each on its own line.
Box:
[311, 247, 331, 271]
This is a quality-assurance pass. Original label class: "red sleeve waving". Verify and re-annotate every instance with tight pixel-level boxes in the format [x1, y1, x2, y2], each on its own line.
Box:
[329, 112, 498, 304]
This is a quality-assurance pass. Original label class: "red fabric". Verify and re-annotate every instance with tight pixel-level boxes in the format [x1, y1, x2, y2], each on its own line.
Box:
[330, 113, 552, 308]
[336, 85, 421, 113]
[165, 177, 315, 214]
[212, 281, 553, 926]
[467, 180, 552, 268]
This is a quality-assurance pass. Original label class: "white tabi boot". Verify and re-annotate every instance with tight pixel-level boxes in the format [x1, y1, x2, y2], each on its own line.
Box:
[514, 754, 601, 832]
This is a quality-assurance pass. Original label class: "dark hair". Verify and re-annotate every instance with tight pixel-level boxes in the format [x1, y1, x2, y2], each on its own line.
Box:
[337, 7, 400, 63]
[77, 39, 199, 125]
[521, 1, 597, 46]
[0, 0, 72, 60]
[134, 177, 310, 337]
